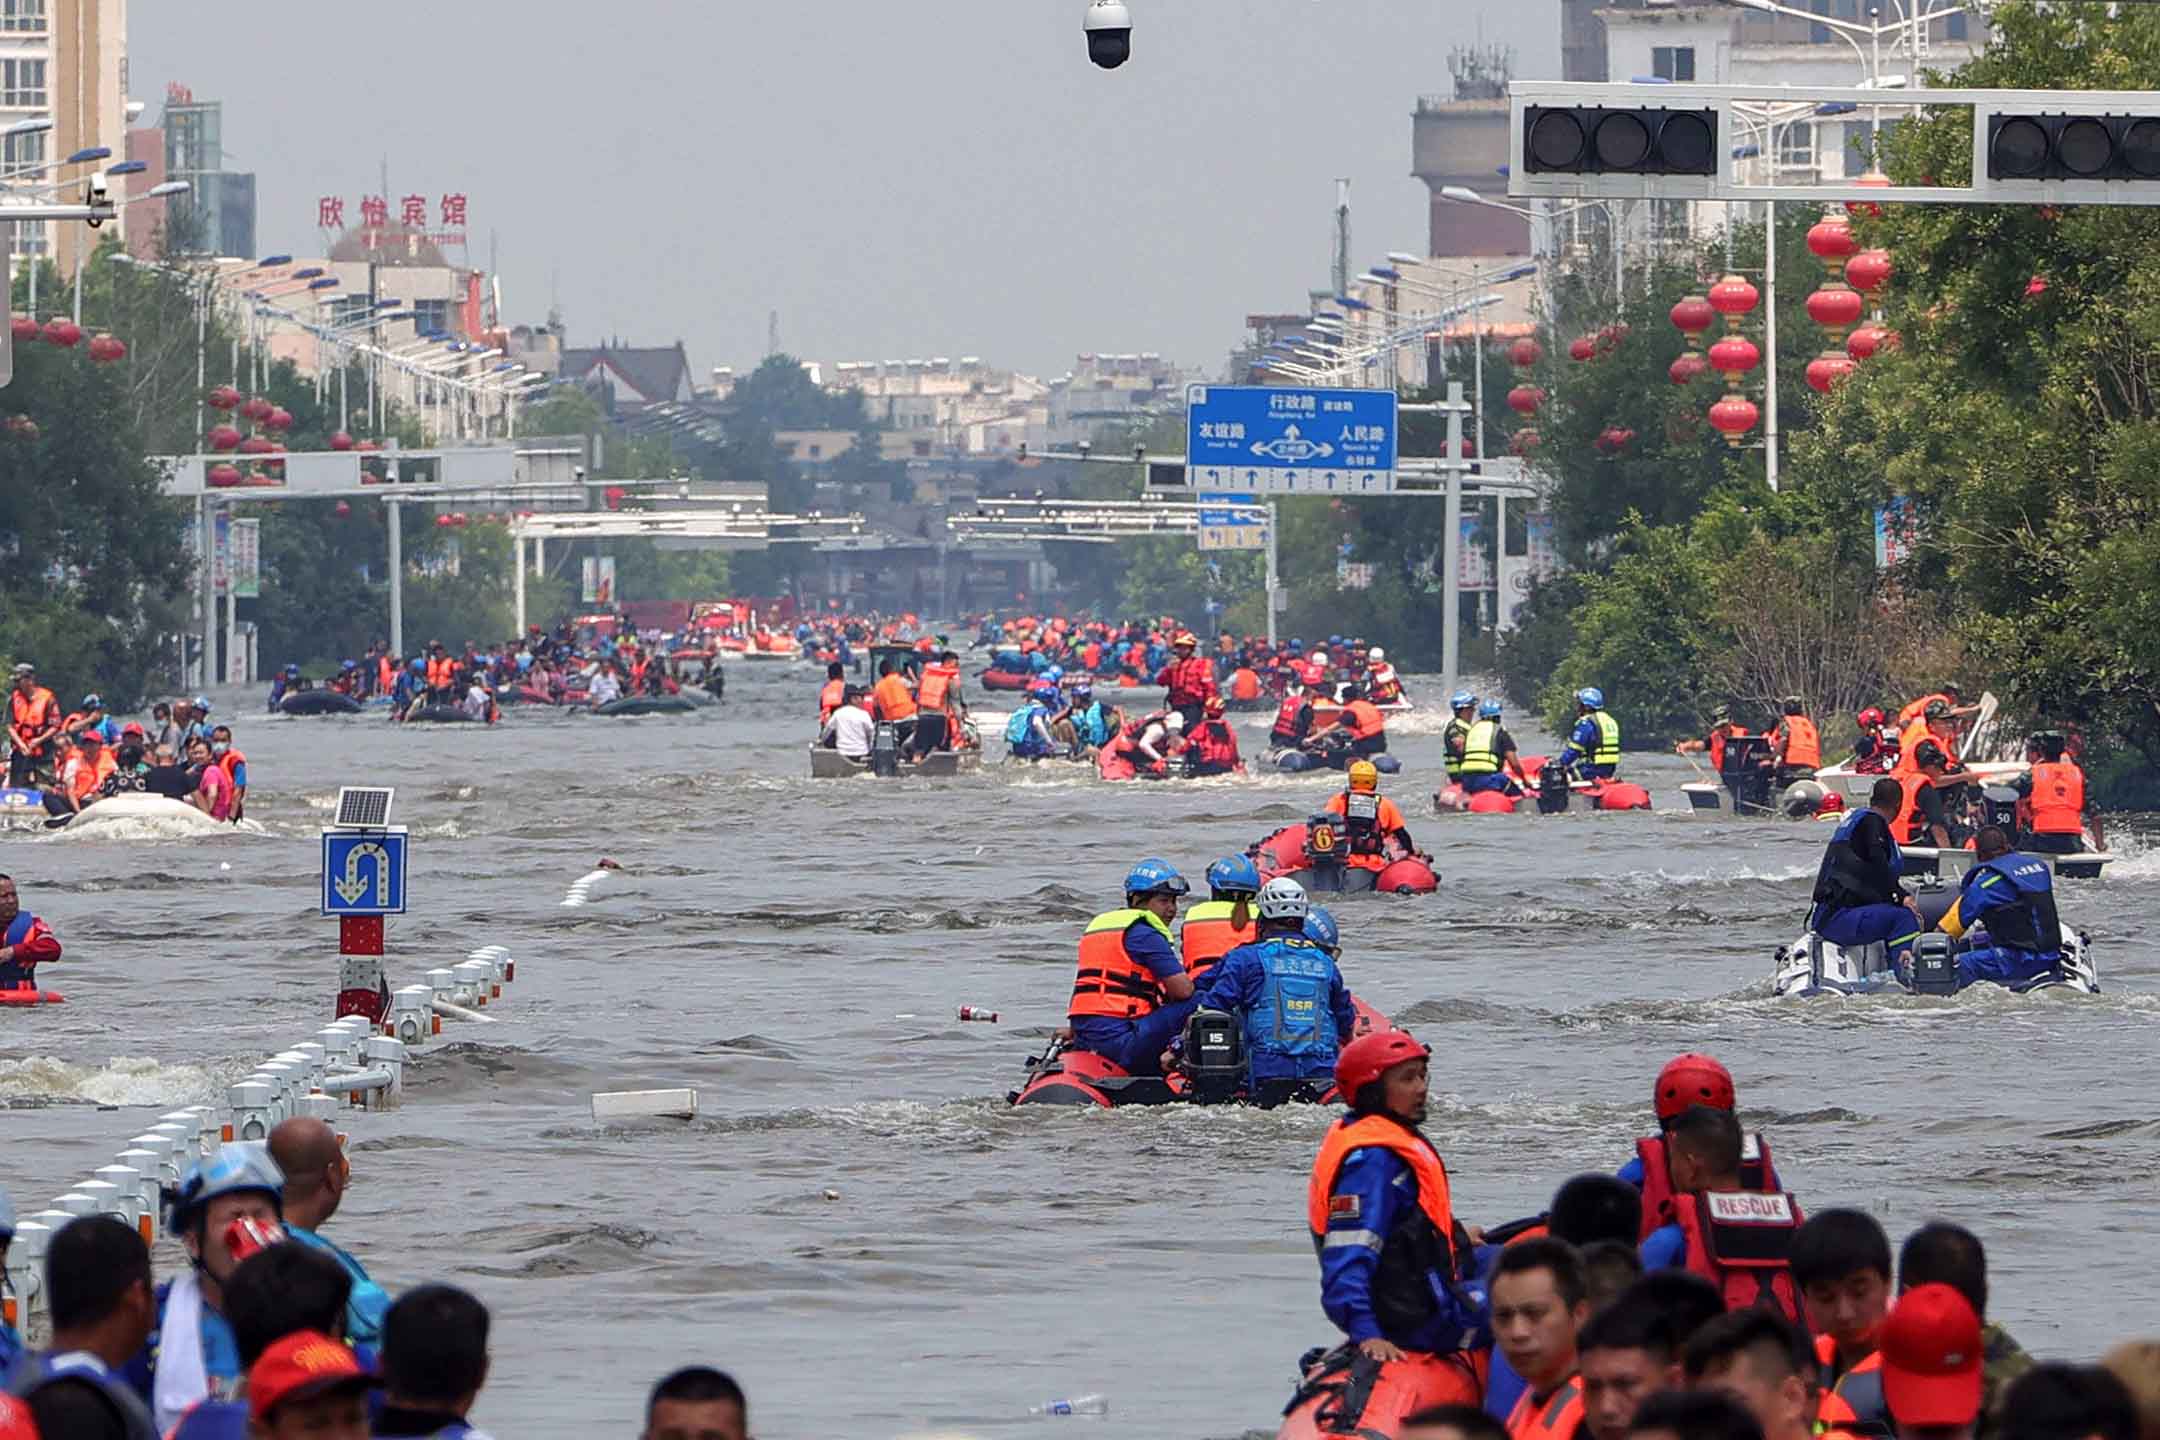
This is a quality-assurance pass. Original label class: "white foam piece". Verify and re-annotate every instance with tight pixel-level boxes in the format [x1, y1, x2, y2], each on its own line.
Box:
[591, 1089, 698, 1122]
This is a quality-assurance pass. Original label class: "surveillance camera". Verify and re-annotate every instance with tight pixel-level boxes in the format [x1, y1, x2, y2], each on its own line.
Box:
[1078, 440, 1093, 459]
[573, 465, 587, 480]
[1084, 0, 1131, 69]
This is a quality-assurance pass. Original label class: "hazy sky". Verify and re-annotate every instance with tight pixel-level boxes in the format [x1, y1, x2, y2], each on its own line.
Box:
[131, 1, 1558, 382]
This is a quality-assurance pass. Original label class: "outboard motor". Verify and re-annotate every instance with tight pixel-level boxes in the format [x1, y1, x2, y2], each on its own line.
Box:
[1536, 761, 1574, 815]
[1181, 1008, 1245, 1105]
[1781, 779, 1829, 818]
[870, 722, 900, 777]
[1907, 933, 1962, 995]
[1980, 783, 2020, 833]
[1302, 813, 1350, 893]
[1720, 735, 1775, 815]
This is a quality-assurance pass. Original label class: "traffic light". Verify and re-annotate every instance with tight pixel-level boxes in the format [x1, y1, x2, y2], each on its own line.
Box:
[1986, 112, 2160, 181]
[1522, 105, 1718, 177]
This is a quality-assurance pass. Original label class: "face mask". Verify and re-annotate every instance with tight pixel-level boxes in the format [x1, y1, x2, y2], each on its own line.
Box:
[212, 742, 230, 755]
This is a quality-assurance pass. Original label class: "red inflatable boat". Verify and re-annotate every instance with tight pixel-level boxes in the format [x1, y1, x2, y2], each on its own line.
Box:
[1249, 817, 1439, 895]
[977, 669, 1035, 691]
[1277, 1346, 1484, 1440]
[1010, 998, 1392, 1108]
[1434, 755, 1652, 815]
[0, 983, 64, 1006]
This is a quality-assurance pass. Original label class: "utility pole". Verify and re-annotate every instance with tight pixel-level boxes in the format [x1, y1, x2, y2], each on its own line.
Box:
[1332, 178, 1351, 300]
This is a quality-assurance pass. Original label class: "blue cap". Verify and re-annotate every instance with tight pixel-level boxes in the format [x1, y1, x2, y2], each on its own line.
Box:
[1123, 858, 1190, 899]
[1577, 686, 1604, 708]
[1303, 905, 1340, 953]
[1479, 699, 1503, 719]
[1450, 690, 1476, 710]
[1204, 854, 1261, 898]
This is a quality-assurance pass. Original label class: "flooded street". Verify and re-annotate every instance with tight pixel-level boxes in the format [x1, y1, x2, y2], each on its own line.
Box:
[6, 664, 2158, 1438]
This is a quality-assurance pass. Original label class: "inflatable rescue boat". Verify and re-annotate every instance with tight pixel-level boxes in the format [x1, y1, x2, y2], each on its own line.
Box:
[1433, 756, 1651, 815]
[278, 690, 361, 716]
[0, 982, 64, 1006]
[1009, 999, 1391, 1108]
[1248, 818, 1438, 895]
[1275, 1345, 1482, 1440]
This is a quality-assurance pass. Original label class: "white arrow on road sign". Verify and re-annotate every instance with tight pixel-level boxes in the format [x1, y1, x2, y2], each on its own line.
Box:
[333, 841, 392, 906]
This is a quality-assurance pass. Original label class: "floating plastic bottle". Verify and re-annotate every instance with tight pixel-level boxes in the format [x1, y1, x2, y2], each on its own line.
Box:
[958, 1005, 1000, 1023]
[1029, 1394, 1108, 1417]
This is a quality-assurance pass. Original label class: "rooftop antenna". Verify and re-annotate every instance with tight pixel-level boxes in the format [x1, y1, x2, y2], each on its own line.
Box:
[767, 308, 781, 358]
[1332, 179, 1351, 300]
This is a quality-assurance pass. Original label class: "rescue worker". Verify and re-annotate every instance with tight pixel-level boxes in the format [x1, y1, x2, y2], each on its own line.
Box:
[1270, 679, 1317, 751]
[1443, 691, 1478, 783]
[1065, 859, 1198, 1077]
[1004, 684, 1062, 761]
[1180, 855, 1261, 979]
[424, 644, 456, 703]
[870, 659, 919, 754]
[1309, 1031, 1490, 1368]
[1191, 877, 1357, 1093]
[1183, 696, 1245, 776]
[2014, 731, 2099, 854]
[1131, 709, 1185, 777]
[1310, 686, 1389, 764]
[1366, 647, 1406, 706]
[1303, 905, 1340, 961]
[1851, 707, 1899, 775]
[1555, 688, 1621, 782]
[1324, 760, 1419, 875]
[125, 1146, 288, 1431]
[1769, 697, 1821, 788]
[1155, 630, 1218, 730]
[1933, 826, 2065, 992]
[1673, 706, 1750, 769]
[1618, 1053, 1781, 1243]
[1897, 683, 1979, 730]
[1809, 777, 1924, 956]
[1791, 1209, 1895, 1436]
[1493, 1240, 1591, 1440]
[1637, 1106, 1805, 1325]
[0, 872, 62, 993]
[1065, 681, 1116, 755]
[1897, 699, 1954, 765]
[67, 695, 119, 747]
[1460, 701, 1530, 797]
[42, 731, 111, 817]
[6, 663, 58, 789]
[909, 650, 962, 759]
[816, 662, 847, 727]
[1895, 741, 1957, 848]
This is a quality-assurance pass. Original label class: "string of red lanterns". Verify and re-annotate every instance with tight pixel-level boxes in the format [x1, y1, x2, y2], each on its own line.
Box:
[1705, 274, 1761, 446]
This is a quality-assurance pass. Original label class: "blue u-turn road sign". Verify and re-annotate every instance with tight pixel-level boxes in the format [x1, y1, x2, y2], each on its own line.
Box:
[1186, 384, 1399, 493]
[321, 830, 409, 916]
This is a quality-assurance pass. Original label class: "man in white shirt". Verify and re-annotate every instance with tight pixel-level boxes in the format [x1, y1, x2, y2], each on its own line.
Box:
[820, 689, 876, 760]
[588, 665, 623, 707]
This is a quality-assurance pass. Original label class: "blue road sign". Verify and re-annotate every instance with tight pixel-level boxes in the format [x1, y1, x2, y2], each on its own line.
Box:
[321, 830, 409, 916]
[1195, 489, 1265, 552]
[1186, 384, 1398, 493]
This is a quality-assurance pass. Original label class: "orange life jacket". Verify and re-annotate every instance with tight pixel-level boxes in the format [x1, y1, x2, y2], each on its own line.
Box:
[378, 656, 395, 693]
[1271, 693, 1309, 742]
[1633, 1132, 1777, 1240]
[426, 656, 454, 689]
[1669, 1189, 1807, 1326]
[873, 673, 918, 722]
[1342, 699, 1387, 740]
[917, 662, 958, 714]
[216, 746, 247, 787]
[1706, 723, 1747, 771]
[1325, 791, 1402, 869]
[1778, 714, 1822, 769]
[1069, 909, 1173, 1020]
[1229, 666, 1261, 702]
[10, 687, 56, 749]
[1505, 1376, 1584, 1440]
[1306, 1113, 1456, 1250]
[1179, 900, 1255, 977]
[1893, 769, 1933, 844]
[1082, 641, 1103, 670]
[1897, 715, 1933, 758]
[2028, 760, 2084, 835]
[1897, 693, 1951, 727]
[1813, 1337, 1888, 1436]
[817, 678, 846, 722]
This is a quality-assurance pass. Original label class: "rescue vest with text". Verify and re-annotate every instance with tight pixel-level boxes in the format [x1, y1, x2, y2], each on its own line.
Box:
[917, 662, 958, 713]
[1307, 1113, 1466, 1342]
[1588, 710, 1621, 767]
[2027, 760, 2084, 835]
[1460, 720, 1502, 776]
[1271, 694, 1311, 746]
[1069, 909, 1174, 1020]
[1333, 790, 1384, 855]
[1957, 854, 2062, 954]
[1778, 714, 1822, 769]
[1180, 898, 1256, 977]
[1243, 936, 1341, 1062]
[1634, 1131, 1778, 1240]
[1670, 1188, 1807, 1326]
[1368, 664, 1404, 704]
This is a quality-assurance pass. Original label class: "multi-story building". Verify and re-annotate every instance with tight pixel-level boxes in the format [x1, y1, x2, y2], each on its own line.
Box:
[827, 357, 1050, 456]
[1, 0, 131, 273]
[162, 85, 256, 259]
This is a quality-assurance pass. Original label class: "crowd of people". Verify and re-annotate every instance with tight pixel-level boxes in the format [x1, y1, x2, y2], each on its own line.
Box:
[0, 1131, 749, 1440]
[7, 667, 249, 825]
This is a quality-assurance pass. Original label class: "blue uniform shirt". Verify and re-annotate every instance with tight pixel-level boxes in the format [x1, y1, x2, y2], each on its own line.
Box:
[1641, 1221, 1687, 1270]
[1321, 1146, 1493, 1352]
[1193, 936, 1356, 1082]
[286, 1225, 392, 1346]
[1070, 918, 1184, 1054]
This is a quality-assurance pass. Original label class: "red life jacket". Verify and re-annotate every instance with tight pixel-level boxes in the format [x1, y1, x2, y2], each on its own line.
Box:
[1669, 1189, 1807, 1327]
[1190, 720, 1239, 770]
[1634, 1132, 1777, 1239]
[1270, 694, 1309, 744]
[2028, 760, 2084, 835]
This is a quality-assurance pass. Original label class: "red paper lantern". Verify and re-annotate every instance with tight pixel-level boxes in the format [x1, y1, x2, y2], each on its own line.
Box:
[9, 316, 37, 343]
[1805, 284, 1864, 337]
[1806, 215, 1856, 273]
[207, 424, 243, 451]
[334, 499, 352, 517]
[1845, 249, 1892, 294]
[207, 385, 241, 411]
[265, 407, 294, 432]
[435, 514, 455, 528]
[41, 319, 80, 348]
[206, 463, 243, 487]
[1708, 274, 1760, 323]
[240, 396, 272, 422]
[329, 431, 355, 451]
[1708, 394, 1760, 446]
[1669, 354, 1707, 385]
[1846, 325, 1887, 360]
[1708, 335, 1761, 376]
[1568, 336, 1597, 362]
[238, 435, 275, 455]
[1669, 295, 1715, 338]
[1845, 171, 1891, 219]
[1507, 337, 1542, 368]
[355, 439, 380, 453]
[1595, 426, 1636, 455]
[2025, 275, 2048, 298]
[1509, 428, 1541, 455]
[450, 512, 469, 527]
[1506, 385, 1545, 415]
[87, 333, 126, 363]
[1805, 350, 1857, 393]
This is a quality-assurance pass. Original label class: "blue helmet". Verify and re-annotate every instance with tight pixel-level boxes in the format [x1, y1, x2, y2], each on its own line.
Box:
[1328, 634, 1343, 646]
[192, 696, 212, 714]
[342, 659, 359, 671]
[1123, 858, 1190, 900]
[1029, 684, 1060, 705]
[410, 658, 426, 672]
[284, 663, 300, 677]
[1449, 689, 1476, 710]
[1204, 854, 1262, 899]
[1043, 665, 1064, 683]
[1479, 699, 1503, 719]
[1288, 638, 1304, 651]
[1303, 905, 1340, 954]
[1577, 686, 1604, 708]
[1071, 680, 1094, 698]
[167, 1143, 284, 1235]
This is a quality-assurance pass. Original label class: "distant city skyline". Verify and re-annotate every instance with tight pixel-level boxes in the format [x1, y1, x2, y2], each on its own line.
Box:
[129, 1, 1560, 382]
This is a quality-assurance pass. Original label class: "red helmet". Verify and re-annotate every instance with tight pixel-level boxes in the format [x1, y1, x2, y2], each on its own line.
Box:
[1654, 1053, 1735, 1123]
[1335, 1030, 1431, 1100]
[1857, 706, 1887, 728]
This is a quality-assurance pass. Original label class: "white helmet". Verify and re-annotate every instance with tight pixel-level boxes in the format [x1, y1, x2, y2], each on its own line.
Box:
[1164, 711, 1186, 731]
[1258, 876, 1310, 922]
[1368, 646, 1386, 663]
